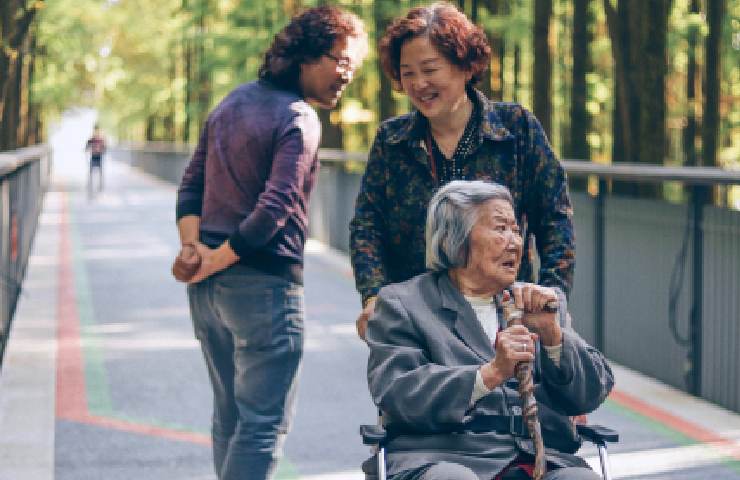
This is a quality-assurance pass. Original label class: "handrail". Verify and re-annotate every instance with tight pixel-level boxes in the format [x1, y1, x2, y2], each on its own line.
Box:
[0, 145, 51, 177]
[0, 144, 51, 368]
[315, 148, 740, 186]
[559, 160, 740, 186]
[115, 143, 740, 186]
[318, 148, 368, 162]
[113, 141, 193, 155]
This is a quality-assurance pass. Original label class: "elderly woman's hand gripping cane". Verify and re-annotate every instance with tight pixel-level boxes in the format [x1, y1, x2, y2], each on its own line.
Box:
[502, 284, 562, 480]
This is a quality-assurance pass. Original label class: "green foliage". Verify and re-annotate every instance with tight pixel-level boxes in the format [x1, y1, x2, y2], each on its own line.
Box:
[30, 0, 738, 170]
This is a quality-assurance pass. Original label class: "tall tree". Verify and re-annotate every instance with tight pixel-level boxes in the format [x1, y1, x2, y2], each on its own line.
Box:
[0, 0, 43, 150]
[513, 43, 521, 102]
[533, 0, 552, 137]
[486, 0, 507, 102]
[702, 0, 724, 169]
[604, 0, 670, 196]
[374, 0, 396, 122]
[194, 0, 211, 136]
[683, 0, 700, 167]
[569, 0, 592, 162]
[480, 0, 506, 101]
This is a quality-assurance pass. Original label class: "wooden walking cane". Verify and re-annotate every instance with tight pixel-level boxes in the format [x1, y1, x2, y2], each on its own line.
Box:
[502, 296, 548, 480]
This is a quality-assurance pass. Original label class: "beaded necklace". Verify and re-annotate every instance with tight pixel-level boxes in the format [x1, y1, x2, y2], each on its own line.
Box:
[426, 101, 480, 185]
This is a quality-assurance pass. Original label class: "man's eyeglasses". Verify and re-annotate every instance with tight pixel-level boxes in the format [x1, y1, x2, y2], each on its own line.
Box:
[324, 53, 354, 73]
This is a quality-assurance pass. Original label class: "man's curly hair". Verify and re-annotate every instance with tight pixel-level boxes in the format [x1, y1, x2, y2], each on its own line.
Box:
[259, 6, 366, 91]
[379, 2, 491, 90]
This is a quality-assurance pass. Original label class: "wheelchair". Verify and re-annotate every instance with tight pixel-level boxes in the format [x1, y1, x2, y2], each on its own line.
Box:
[360, 416, 619, 480]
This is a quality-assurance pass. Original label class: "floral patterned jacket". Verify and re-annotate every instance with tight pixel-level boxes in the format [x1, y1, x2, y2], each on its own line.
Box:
[349, 88, 575, 305]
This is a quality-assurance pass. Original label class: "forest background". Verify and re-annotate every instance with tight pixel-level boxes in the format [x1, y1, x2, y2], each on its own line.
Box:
[1, 0, 739, 202]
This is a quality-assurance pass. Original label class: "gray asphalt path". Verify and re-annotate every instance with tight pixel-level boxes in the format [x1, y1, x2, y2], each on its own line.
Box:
[2, 110, 740, 479]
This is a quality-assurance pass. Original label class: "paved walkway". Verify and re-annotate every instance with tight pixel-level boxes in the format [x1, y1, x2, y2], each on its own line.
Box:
[1, 112, 740, 479]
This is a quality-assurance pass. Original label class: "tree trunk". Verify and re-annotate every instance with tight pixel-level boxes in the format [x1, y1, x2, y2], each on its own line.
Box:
[603, 0, 631, 166]
[1, 48, 23, 151]
[0, 1, 41, 145]
[702, 0, 724, 169]
[569, 0, 591, 161]
[513, 44, 521, 102]
[490, 35, 505, 102]
[23, 32, 37, 146]
[568, 0, 592, 191]
[683, 0, 699, 168]
[533, 0, 552, 137]
[18, 38, 30, 148]
[0, 0, 15, 136]
[480, 0, 505, 101]
[374, 0, 396, 121]
[638, 1, 667, 166]
[184, 35, 193, 142]
[195, 1, 211, 135]
[146, 115, 156, 142]
[605, 0, 668, 198]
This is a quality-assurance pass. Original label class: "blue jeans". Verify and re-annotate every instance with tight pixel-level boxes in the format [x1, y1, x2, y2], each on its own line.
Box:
[188, 265, 304, 480]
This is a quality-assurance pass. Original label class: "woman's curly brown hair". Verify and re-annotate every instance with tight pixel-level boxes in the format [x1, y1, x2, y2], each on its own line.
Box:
[259, 6, 366, 91]
[379, 2, 491, 90]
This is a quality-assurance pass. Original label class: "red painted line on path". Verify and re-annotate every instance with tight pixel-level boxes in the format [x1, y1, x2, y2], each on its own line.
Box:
[73, 414, 211, 446]
[56, 194, 87, 420]
[54, 192, 210, 446]
[610, 388, 740, 459]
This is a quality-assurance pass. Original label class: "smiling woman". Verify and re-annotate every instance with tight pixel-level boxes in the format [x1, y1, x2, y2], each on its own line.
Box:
[349, 2, 575, 341]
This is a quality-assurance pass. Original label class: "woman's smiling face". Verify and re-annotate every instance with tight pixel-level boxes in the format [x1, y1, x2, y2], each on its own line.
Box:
[398, 35, 471, 122]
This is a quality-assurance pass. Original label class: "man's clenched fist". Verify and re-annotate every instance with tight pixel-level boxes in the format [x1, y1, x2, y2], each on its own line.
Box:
[172, 243, 202, 282]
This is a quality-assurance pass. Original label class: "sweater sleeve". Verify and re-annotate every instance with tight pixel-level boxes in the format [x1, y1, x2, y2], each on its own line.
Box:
[228, 108, 320, 257]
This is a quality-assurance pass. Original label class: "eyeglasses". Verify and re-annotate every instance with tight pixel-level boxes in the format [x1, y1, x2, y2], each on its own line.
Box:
[324, 53, 354, 73]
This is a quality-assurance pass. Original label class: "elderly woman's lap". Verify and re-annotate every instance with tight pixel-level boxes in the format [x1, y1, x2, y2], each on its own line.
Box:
[388, 463, 599, 480]
[540, 467, 600, 480]
[389, 462, 478, 480]
[500, 466, 599, 480]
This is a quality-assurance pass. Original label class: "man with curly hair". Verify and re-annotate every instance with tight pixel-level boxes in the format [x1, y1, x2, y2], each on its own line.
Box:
[174, 6, 367, 479]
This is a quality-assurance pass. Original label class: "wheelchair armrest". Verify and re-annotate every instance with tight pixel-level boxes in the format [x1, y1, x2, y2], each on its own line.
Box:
[360, 424, 388, 446]
[577, 424, 619, 444]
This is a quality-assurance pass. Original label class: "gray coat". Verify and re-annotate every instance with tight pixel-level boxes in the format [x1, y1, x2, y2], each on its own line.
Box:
[365, 271, 614, 479]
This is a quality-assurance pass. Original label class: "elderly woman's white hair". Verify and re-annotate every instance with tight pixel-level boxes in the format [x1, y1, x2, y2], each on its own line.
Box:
[425, 180, 514, 271]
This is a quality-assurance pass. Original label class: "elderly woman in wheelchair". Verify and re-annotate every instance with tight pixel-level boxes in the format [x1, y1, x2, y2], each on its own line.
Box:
[363, 180, 614, 480]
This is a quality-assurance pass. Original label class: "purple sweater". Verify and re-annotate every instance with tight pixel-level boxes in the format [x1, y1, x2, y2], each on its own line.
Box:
[176, 80, 321, 284]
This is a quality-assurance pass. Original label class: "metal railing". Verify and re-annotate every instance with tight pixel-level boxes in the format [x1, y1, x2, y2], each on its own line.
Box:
[0, 145, 52, 367]
[313, 154, 740, 413]
[112, 143, 740, 414]
[559, 161, 740, 399]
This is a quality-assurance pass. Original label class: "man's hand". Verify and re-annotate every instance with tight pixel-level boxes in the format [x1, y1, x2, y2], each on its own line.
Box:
[511, 283, 562, 346]
[187, 241, 239, 284]
[172, 243, 203, 282]
[480, 325, 536, 389]
[356, 296, 377, 340]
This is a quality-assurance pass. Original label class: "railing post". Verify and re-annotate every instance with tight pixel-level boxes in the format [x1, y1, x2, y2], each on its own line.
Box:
[595, 178, 607, 354]
[688, 185, 705, 396]
[0, 180, 10, 363]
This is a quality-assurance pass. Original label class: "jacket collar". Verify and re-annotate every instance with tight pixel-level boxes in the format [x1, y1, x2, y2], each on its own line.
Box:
[386, 87, 513, 146]
[436, 271, 495, 362]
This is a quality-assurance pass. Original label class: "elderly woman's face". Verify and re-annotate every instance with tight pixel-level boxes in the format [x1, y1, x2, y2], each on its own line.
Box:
[466, 199, 523, 289]
[398, 35, 471, 123]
